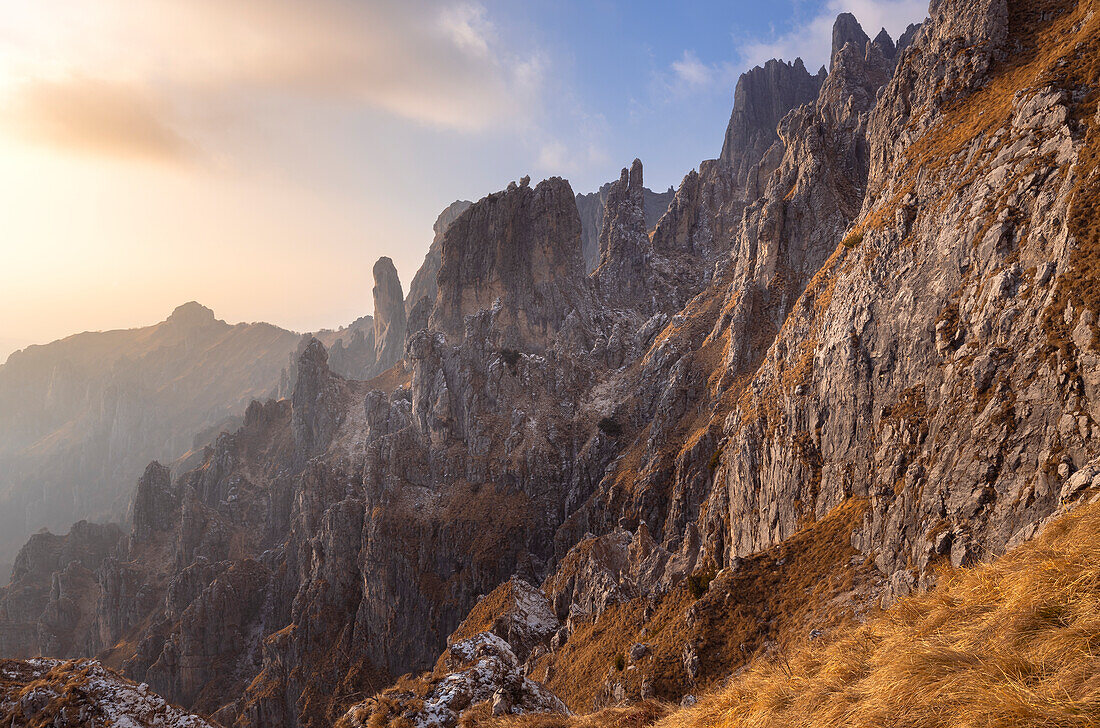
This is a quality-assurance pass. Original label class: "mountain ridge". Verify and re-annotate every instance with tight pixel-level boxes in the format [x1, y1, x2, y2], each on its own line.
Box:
[3, 1, 1099, 727]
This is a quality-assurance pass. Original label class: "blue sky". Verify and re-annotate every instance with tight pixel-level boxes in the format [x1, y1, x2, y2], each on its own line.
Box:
[0, 0, 927, 357]
[476, 0, 926, 192]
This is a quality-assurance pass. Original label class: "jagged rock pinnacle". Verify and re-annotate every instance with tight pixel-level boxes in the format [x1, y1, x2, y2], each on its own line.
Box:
[873, 27, 897, 59]
[831, 13, 870, 67]
[720, 58, 825, 183]
[372, 256, 406, 371]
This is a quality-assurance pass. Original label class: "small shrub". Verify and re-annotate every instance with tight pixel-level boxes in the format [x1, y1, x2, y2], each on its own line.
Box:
[500, 348, 521, 373]
[687, 570, 716, 599]
[709, 446, 724, 471]
[614, 652, 626, 671]
[842, 231, 864, 249]
[598, 417, 623, 437]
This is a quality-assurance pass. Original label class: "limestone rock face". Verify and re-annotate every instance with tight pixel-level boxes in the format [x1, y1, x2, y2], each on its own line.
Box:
[430, 177, 586, 350]
[719, 58, 825, 186]
[896, 22, 923, 56]
[291, 339, 345, 459]
[831, 12, 871, 66]
[703, 0, 1098, 583]
[594, 160, 649, 305]
[371, 257, 407, 372]
[576, 181, 675, 272]
[0, 521, 123, 658]
[872, 28, 897, 59]
[130, 462, 177, 543]
[405, 199, 473, 317]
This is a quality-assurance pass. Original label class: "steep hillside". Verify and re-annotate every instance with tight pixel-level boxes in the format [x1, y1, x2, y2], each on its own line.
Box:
[4, 1, 1099, 727]
[477, 495, 1100, 728]
[0, 303, 299, 566]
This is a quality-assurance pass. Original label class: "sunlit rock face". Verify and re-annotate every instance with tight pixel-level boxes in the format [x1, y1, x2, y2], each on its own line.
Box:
[430, 176, 586, 350]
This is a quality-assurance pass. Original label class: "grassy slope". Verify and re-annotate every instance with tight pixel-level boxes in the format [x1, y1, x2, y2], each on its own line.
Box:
[482, 501, 1100, 728]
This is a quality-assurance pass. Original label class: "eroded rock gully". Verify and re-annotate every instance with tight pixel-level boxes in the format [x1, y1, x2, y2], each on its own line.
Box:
[3, 1, 1100, 726]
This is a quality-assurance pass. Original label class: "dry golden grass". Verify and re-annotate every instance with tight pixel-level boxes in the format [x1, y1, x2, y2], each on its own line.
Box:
[487, 502, 1100, 728]
[532, 500, 879, 712]
[473, 701, 673, 728]
[659, 501, 1100, 728]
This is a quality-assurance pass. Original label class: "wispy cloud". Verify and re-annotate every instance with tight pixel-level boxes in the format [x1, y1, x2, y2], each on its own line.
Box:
[3, 77, 194, 162]
[672, 51, 716, 88]
[0, 0, 550, 161]
[438, 3, 493, 58]
[653, 50, 740, 102]
[737, 0, 928, 71]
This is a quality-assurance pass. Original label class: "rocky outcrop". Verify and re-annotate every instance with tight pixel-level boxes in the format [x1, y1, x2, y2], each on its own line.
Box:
[896, 22, 922, 56]
[324, 316, 377, 381]
[430, 176, 586, 350]
[406, 199, 474, 316]
[872, 28, 896, 59]
[0, 658, 217, 728]
[371, 257, 407, 372]
[447, 578, 560, 664]
[0, 521, 123, 658]
[719, 59, 825, 186]
[308, 258, 409, 382]
[336, 580, 567, 728]
[594, 160, 649, 305]
[831, 12, 871, 66]
[337, 631, 567, 728]
[702, 0, 1100, 587]
[130, 462, 178, 543]
[291, 339, 346, 459]
[576, 182, 675, 272]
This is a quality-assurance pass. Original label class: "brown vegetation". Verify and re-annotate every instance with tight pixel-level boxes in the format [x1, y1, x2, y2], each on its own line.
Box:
[531, 500, 881, 711]
[487, 500, 1100, 728]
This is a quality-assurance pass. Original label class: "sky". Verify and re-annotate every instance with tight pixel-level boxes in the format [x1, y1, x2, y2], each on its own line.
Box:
[0, 0, 928, 360]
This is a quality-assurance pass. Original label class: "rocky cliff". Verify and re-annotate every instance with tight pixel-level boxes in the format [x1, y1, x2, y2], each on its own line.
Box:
[4, 1, 1100, 727]
[576, 182, 675, 272]
[719, 59, 825, 187]
[405, 199, 474, 316]
[430, 176, 587, 349]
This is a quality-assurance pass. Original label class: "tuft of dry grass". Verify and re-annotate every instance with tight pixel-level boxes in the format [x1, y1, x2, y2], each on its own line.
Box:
[472, 701, 674, 728]
[532, 500, 879, 711]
